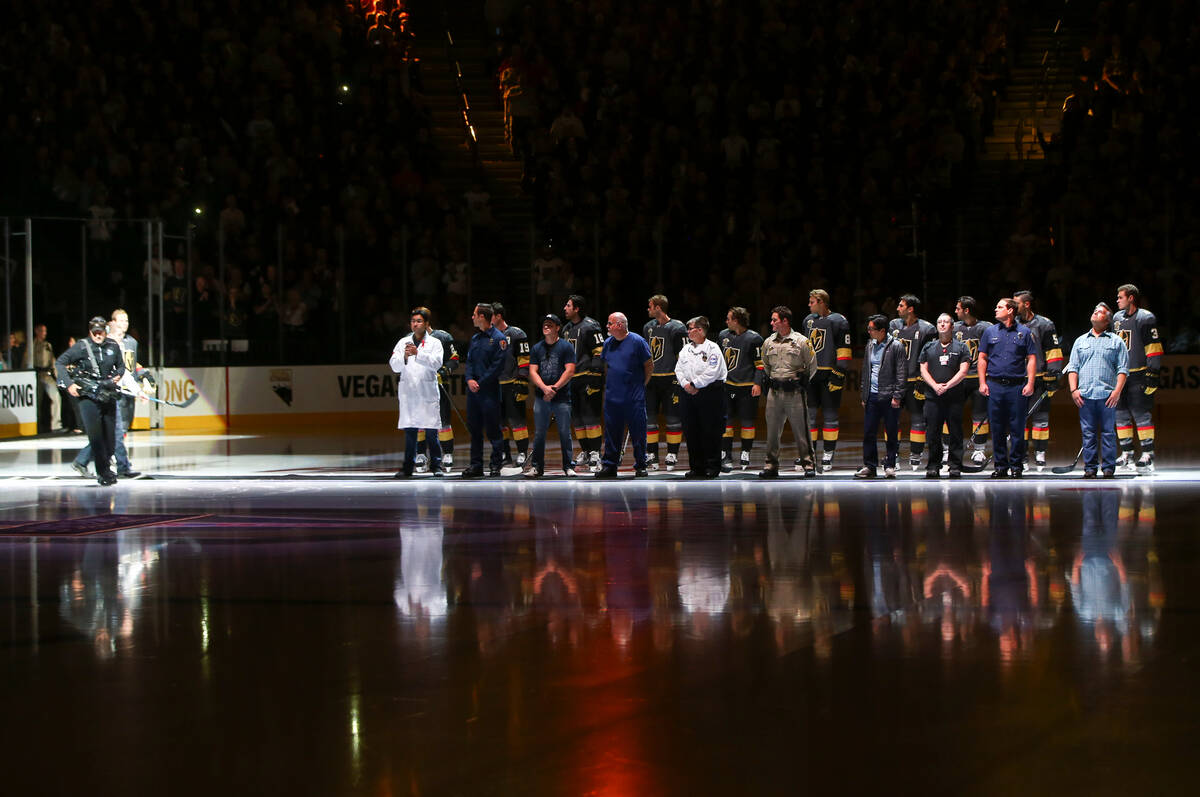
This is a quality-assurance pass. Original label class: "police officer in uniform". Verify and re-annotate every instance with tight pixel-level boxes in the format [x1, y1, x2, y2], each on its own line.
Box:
[978, 298, 1038, 478]
[1111, 283, 1163, 471]
[675, 316, 728, 478]
[25, 323, 65, 432]
[919, 313, 971, 478]
[55, 316, 126, 487]
[718, 306, 764, 472]
[416, 313, 459, 473]
[643, 294, 687, 470]
[462, 303, 508, 478]
[492, 302, 531, 469]
[759, 306, 818, 479]
[802, 289, 852, 472]
[562, 294, 606, 472]
[888, 294, 937, 470]
[1014, 290, 1064, 472]
[954, 296, 990, 466]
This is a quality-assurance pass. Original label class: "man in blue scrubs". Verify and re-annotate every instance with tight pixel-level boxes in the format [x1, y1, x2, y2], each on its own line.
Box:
[596, 312, 653, 479]
[978, 297, 1038, 478]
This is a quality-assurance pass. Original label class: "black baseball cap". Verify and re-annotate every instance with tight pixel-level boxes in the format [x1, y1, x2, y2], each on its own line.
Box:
[88, 316, 108, 333]
[542, 314, 562, 327]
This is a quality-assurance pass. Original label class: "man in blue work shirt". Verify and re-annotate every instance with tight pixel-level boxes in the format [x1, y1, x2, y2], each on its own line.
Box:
[596, 312, 653, 479]
[1065, 302, 1128, 478]
[462, 303, 508, 478]
[978, 297, 1039, 478]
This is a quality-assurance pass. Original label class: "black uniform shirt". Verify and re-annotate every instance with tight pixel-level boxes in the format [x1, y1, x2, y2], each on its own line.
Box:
[919, 338, 970, 390]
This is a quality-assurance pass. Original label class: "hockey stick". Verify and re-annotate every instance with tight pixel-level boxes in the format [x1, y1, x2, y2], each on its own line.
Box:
[1051, 447, 1084, 475]
[958, 389, 1048, 473]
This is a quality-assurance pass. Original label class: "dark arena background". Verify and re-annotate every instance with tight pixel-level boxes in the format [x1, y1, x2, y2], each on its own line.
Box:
[2, 0, 1199, 793]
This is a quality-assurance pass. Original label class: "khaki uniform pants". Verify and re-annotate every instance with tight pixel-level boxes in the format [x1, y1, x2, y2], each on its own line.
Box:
[764, 388, 814, 467]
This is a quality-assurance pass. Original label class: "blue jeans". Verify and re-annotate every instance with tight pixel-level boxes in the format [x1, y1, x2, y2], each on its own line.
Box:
[987, 382, 1028, 470]
[404, 428, 441, 469]
[531, 396, 572, 470]
[862, 393, 900, 471]
[1079, 397, 1117, 472]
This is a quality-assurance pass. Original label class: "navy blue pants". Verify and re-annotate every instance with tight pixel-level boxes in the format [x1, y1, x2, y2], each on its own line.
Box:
[601, 399, 647, 469]
[467, 387, 504, 469]
[988, 382, 1028, 470]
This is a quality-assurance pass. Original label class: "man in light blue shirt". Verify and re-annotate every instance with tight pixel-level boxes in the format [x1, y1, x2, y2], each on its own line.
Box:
[1065, 303, 1128, 477]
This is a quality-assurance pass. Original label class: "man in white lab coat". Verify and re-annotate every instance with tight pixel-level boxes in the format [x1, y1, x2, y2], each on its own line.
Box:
[390, 307, 446, 478]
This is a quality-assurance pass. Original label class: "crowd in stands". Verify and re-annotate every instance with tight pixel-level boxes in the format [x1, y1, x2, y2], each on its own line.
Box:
[1026, 0, 1199, 349]
[0, 0, 473, 363]
[496, 0, 1029, 335]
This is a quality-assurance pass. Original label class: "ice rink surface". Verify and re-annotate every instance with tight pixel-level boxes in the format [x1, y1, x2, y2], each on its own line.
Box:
[2, 428, 1198, 793]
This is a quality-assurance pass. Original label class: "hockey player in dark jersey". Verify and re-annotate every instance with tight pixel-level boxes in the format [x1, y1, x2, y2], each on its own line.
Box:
[416, 310, 460, 473]
[562, 294, 606, 472]
[718, 306, 765, 471]
[492, 303, 531, 470]
[1014, 290, 1064, 472]
[802, 289, 852, 472]
[643, 294, 688, 470]
[954, 296, 991, 467]
[1112, 283, 1163, 471]
[888, 294, 937, 469]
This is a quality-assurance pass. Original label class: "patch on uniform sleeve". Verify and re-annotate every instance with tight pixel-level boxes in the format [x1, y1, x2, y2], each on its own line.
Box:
[708, 353, 719, 366]
[499, 338, 508, 349]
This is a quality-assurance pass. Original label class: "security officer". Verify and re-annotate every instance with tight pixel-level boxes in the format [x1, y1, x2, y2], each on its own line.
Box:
[643, 294, 687, 470]
[978, 298, 1038, 478]
[954, 296, 990, 465]
[1111, 283, 1163, 471]
[802, 289, 852, 472]
[675, 316, 728, 478]
[759, 305, 818, 479]
[595, 312, 653, 479]
[718, 306, 764, 471]
[492, 302, 531, 469]
[25, 323, 64, 432]
[1013, 290, 1064, 472]
[888, 294, 937, 470]
[562, 294, 606, 471]
[462, 303, 507, 478]
[919, 313, 971, 478]
[55, 316, 125, 487]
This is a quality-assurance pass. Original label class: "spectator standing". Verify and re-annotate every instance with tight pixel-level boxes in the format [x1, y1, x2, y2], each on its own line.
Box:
[1065, 303, 1128, 478]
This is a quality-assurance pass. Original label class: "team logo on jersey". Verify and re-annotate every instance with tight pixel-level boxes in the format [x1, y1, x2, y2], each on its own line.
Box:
[900, 338, 912, 359]
[724, 347, 741, 370]
[964, 339, 979, 362]
[808, 328, 826, 354]
[1118, 329, 1132, 349]
[650, 337, 664, 362]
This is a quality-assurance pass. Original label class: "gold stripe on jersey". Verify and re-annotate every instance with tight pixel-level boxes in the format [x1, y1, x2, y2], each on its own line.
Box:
[836, 347, 852, 360]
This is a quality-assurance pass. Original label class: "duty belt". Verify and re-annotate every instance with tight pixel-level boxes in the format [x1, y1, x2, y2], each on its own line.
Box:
[766, 377, 807, 391]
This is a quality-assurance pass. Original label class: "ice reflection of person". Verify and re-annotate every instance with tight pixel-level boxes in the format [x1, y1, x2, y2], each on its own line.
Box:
[604, 489, 651, 653]
[921, 490, 980, 648]
[676, 518, 730, 640]
[764, 489, 815, 655]
[1118, 485, 1162, 665]
[59, 530, 161, 659]
[1070, 489, 1129, 657]
[531, 491, 583, 649]
[394, 503, 449, 644]
[981, 492, 1036, 664]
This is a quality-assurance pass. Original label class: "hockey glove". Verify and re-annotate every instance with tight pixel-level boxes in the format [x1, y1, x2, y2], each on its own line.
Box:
[1144, 370, 1159, 395]
[828, 369, 846, 391]
[1042, 372, 1059, 397]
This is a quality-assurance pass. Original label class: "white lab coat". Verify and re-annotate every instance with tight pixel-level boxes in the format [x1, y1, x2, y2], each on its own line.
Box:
[389, 333, 444, 429]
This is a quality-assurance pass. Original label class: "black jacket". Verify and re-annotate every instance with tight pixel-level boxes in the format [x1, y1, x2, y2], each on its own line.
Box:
[860, 337, 907, 403]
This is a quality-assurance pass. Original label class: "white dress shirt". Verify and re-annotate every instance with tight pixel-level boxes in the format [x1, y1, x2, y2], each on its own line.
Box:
[675, 339, 728, 388]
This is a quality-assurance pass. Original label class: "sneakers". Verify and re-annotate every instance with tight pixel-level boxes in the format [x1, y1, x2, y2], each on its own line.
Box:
[1034, 451, 1046, 473]
[563, 465, 577, 477]
[645, 452, 659, 471]
[414, 453, 428, 473]
[909, 454, 922, 472]
[117, 470, 141, 479]
[740, 451, 751, 470]
[588, 451, 601, 473]
[971, 449, 987, 466]
[821, 452, 834, 473]
[884, 466, 897, 479]
[1136, 452, 1155, 472]
[854, 466, 875, 479]
[664, 453, 678, 471]
[71, 462, 90, 478]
